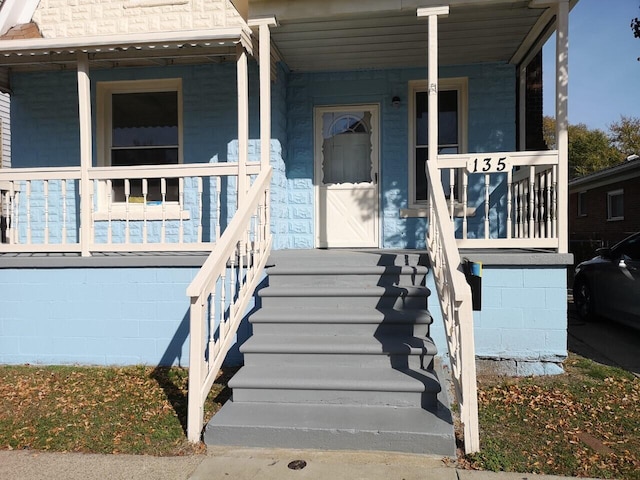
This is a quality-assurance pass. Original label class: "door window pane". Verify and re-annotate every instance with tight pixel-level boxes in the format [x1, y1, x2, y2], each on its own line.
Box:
[321, 112, 372, 185]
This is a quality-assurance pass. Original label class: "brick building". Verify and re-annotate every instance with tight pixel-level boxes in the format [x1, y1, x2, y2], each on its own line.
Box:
[569, 156, 640, 264]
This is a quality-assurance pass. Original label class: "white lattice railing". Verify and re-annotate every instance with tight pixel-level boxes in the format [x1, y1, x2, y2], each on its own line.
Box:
[186, 166, 272, 442]
[435, 150, 561, 249]
[0, 163, 261, 253]
[425, 157, 480, 454]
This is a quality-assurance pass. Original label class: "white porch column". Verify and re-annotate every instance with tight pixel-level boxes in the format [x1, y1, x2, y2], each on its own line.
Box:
[237, 44, 249, 208]
[417, 6, 449, 175]
[252, 18, 278, 170]
[77, 52, 92, 257]
[555, 0, 569, 254]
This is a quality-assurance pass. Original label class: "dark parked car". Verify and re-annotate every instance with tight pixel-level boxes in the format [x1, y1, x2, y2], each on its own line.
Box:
[573, 232, 640, 329]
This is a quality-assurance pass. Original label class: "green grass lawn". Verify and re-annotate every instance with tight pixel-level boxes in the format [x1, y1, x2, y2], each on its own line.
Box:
[468, 354, 640, 479]
[0, 365, 234, 456]
[0, 355, 638, 480]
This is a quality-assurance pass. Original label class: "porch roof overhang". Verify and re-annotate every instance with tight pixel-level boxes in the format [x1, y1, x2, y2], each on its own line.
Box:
[0, 26, 253, 72]
[249, 0, 577, 72]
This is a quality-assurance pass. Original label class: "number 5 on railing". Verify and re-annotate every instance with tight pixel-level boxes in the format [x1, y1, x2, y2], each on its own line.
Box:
[466, 156, 510, 174]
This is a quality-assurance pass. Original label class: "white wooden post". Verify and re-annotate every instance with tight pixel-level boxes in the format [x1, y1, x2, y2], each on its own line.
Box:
[425, 11, 441, 183]
[256, 19, 277, 170]
[237, 45, 249, 208]
[77, 52, 93, 257]
[256, 18, 277, 240]
[556, 0, 569, 254]
[187, 296, 205, 442]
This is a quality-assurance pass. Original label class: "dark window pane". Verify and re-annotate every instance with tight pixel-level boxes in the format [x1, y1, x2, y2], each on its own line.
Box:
[609, 193, 623, 219]
[415, 148, 428, 202]
[416, 92, 428, 146]
[439, 90, 458, 146]
[112, 92, 178, 147]
[112, 148, 179, 167]
[620, 236, 640, 261]
[415, 90, 458, 146]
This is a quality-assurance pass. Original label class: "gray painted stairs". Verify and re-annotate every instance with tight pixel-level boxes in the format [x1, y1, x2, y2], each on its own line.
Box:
[204, 249, 455, 456]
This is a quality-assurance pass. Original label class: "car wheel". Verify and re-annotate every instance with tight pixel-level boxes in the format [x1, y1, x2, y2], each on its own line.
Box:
[574, 279, 595, 321]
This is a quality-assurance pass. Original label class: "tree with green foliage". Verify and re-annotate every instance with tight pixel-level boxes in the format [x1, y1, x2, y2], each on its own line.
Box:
[609, 115, 640, 157]
[542, 116, 636, 179]
[568, 123, 620, 178]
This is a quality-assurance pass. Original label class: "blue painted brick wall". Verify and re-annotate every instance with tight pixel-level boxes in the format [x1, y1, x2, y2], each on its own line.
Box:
[285, 64, 516, 249]
[0, 267, 258, 366]
[11, 61, 286, 244]
[427, 265, 567, 375]
[10, 62, 516, 250]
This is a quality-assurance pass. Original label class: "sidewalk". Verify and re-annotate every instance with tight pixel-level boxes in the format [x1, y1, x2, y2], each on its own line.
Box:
[0, 447, 602, 480]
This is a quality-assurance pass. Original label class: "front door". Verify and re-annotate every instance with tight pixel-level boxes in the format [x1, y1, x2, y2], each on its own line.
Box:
[315, 105, 379, 248]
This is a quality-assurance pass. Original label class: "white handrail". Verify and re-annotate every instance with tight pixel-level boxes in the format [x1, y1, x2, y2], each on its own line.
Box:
[425, 158, 480, 454]
[186, 166, 272, 442]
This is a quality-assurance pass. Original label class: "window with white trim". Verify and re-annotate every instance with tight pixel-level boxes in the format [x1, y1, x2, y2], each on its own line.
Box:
[409, 78, 467, 207]
[577, 191, 587, 216]
[607, 189, 624, 221]
[97, 79, 183, 205]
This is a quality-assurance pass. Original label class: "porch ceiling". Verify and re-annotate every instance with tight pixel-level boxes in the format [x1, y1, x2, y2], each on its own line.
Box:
[254, 0, 558, 71]
[0, 1, 570, 74]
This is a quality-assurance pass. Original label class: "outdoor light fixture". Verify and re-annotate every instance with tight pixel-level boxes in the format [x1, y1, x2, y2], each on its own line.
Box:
[391, 96, 401, 107]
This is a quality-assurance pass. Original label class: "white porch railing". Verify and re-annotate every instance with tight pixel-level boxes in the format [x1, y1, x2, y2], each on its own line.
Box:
[186, 166, 272, 442]
[0, 167, 82, 250]
[425, 157, 480, 454]
[0, 163, 261, 253]
[436, 150, 560, 249]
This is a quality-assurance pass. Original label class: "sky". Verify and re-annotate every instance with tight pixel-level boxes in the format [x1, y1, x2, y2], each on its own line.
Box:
[542, 0, 640, 132]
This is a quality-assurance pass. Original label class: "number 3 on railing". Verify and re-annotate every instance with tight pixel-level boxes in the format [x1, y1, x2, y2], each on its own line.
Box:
[466, 156, 510, 173]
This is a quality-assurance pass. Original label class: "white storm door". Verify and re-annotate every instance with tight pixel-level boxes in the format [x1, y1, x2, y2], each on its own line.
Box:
[315, 105, 379, 248]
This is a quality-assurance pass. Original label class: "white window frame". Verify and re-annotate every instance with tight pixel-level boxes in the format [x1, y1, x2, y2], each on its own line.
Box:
[96, 78, 185, 219]
[408, 77, 468, 208]
[577, 190, 587, 217]
[607, 189, 624, 221]
[97, 78, 183, 168]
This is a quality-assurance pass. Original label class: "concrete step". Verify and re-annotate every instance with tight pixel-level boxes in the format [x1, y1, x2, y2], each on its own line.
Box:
[204, 401, 455, 456]
[229, 365, 441, 408]
[266, 249, 429, 270]
[203, 249, 453, 456]
[258, 285, 430, 310]
[248, 307, 432, 336]
[265, 265, 428, 288]
[241, 334, 437, 368]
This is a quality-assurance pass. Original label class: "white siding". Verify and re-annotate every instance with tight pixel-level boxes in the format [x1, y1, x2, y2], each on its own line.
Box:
[32, 0, 245, 39]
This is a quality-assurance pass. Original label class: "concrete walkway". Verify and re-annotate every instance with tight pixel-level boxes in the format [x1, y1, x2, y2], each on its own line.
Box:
[0, 447, 602, 480]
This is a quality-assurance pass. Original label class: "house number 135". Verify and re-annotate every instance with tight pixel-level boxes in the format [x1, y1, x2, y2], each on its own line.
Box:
[467, 156, 509, 173]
